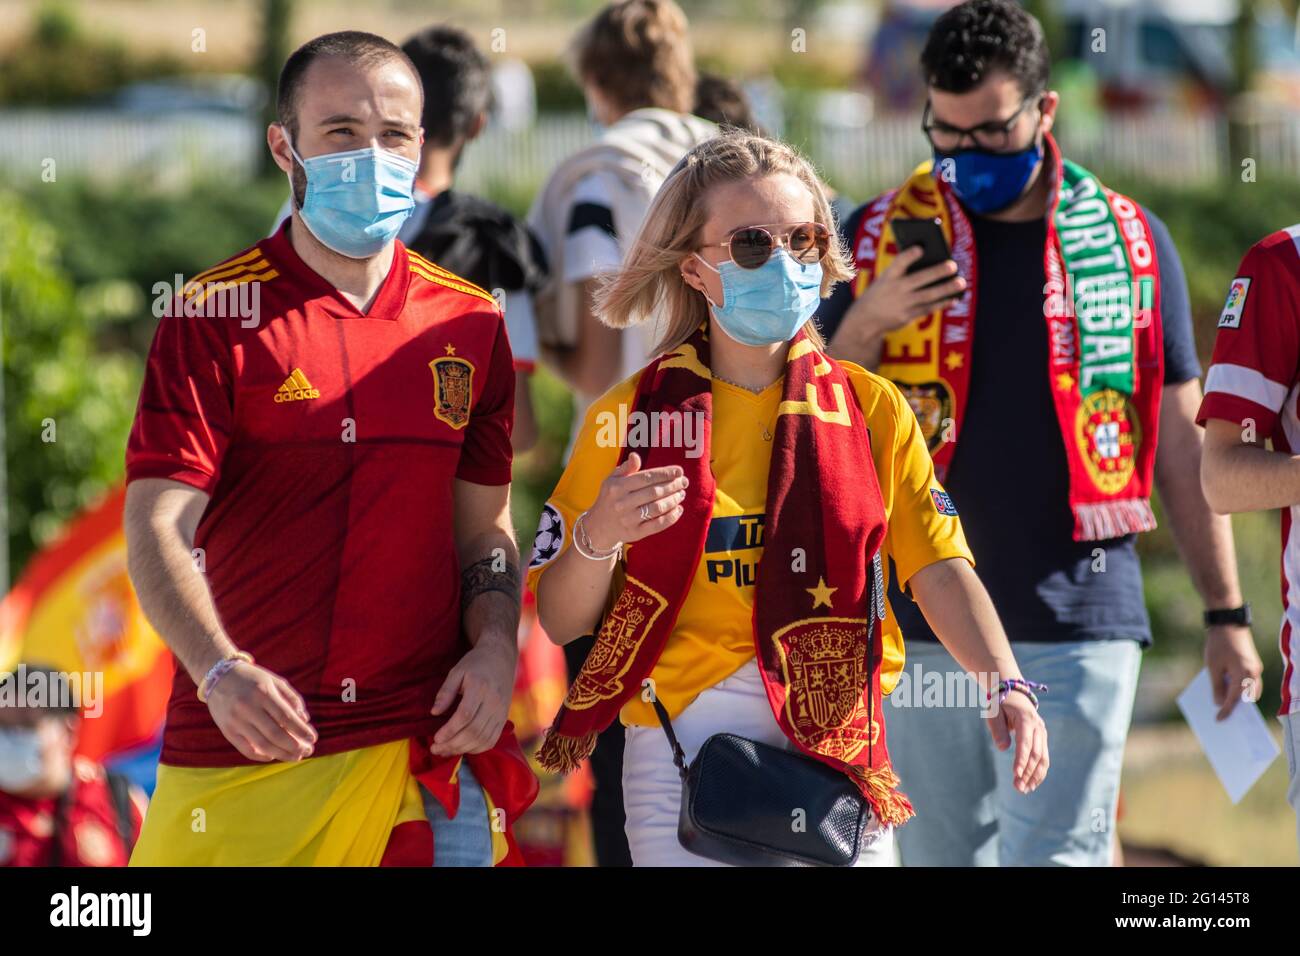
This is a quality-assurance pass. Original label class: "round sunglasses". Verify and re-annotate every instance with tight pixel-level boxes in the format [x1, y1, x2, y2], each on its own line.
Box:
[699, 221, 831, 270]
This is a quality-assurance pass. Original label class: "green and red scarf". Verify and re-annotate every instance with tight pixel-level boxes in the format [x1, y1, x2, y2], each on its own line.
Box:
[852, 134, 1164, 541]
[536, 325, 914, 826]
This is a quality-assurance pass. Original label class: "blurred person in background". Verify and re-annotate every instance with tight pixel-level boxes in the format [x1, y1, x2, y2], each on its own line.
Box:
[527, 0, 715, 867]
[399, 24, 548, 452]
[1199, 225, 1300, 851]
[125, 31, 535, 866]
[529, 0, 715, 405]
[527, 130, 1047, 866]
[816, 0, 1257, 866]
[0, 664, 146, 866]
[694, 71, 763, 133]
[271, 25, 545, 451]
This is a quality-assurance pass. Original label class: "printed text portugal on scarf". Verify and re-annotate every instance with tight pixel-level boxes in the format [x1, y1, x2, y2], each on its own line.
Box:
[851, 134, 1163, 541]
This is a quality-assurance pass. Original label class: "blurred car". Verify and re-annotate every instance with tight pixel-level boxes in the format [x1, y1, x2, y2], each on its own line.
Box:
[1061, 0, 1300, 111]
[103, 74, 266, 115]
[860, 0, 1300, 114]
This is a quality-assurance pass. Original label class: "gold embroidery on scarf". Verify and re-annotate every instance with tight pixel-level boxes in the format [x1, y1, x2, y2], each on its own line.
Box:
[773, 616, 880, 762]
[778, 382, 851, 425]
[566, 575, 669, 710]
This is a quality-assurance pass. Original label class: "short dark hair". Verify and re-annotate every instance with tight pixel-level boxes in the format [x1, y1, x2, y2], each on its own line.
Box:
[0, 664, 81, 717]
[921, 0, 1050, 96]
[401, 26, 493, 147]
[693, 72, 761, 134]
[277, 31, 421, 138]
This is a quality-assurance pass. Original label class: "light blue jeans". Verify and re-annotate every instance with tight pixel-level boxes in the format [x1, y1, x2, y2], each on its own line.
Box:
[885, 637, 1142, 866]
[420, 761, 495, 867]
[1281, 712, 1300, 855]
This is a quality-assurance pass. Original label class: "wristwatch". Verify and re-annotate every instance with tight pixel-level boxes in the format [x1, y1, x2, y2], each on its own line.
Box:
[1204, 604, 1252, 628]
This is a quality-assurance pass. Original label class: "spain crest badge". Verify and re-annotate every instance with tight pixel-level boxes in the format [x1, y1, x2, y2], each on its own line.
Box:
[429, 345, 474, 430]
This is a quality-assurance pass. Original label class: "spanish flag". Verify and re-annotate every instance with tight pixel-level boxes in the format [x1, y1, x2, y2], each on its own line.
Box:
[0, 485, 172, 766]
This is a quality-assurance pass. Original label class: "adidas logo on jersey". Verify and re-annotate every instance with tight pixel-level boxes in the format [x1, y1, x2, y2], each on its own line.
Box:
[274, 368, 321, 403]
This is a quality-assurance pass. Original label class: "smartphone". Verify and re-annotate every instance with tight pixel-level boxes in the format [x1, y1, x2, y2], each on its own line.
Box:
[889, 217, 953, 278]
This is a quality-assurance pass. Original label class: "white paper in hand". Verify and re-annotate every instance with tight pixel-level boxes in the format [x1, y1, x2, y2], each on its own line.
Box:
[1175, 667, 1279, 804]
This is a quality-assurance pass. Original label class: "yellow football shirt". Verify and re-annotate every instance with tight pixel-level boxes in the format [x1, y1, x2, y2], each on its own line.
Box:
[526, 360, 972, 727]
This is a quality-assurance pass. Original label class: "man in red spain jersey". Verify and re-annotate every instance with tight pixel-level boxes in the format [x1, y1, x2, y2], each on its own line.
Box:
[123, 31, 536, 866]
[1199, 224, 1300, 851]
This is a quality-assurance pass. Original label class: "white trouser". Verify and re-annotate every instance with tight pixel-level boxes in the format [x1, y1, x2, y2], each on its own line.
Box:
[621, 657, 896, 867]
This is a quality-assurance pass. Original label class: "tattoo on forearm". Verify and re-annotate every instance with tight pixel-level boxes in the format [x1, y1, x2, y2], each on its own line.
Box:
[460, 557, 521, 613]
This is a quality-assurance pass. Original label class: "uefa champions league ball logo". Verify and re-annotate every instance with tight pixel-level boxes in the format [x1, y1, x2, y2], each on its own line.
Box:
[530, 503, 564, 568]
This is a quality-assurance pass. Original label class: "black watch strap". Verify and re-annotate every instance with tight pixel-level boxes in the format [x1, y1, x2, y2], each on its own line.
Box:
[1204, 603, 1252, 628]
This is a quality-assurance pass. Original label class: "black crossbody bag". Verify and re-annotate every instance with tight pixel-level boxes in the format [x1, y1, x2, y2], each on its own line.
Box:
[647, 552, 888, 867]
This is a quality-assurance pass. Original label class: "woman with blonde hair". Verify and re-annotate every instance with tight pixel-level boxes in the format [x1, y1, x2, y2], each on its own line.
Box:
[526, 130, 1049, 866]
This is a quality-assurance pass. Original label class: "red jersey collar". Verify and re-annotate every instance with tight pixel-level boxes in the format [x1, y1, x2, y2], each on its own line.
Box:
[262, 218, 411, 321]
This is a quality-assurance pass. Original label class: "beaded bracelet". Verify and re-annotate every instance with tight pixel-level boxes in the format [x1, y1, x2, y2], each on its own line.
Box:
[573, 511, 622, 562]
[989, 677, 1048, 710]
[197, 651, 255, 703]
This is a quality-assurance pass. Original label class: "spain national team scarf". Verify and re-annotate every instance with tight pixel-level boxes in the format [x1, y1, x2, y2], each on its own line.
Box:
[536, 325, 914, 826]
[852, 134, 1164, 541]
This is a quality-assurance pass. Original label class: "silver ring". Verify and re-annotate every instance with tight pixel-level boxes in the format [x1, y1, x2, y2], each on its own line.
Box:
[639, 504, 652, 521]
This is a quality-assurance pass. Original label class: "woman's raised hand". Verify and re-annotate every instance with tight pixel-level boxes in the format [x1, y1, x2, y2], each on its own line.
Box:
[583, 452, 690, 550]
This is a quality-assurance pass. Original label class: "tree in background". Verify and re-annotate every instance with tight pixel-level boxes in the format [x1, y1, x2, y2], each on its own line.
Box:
[0, 194, 141, 586]
[255, 0, 294, 174]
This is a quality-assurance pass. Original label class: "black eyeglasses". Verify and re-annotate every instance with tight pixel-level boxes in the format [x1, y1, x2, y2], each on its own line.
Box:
[921, 94, 1043, 152]
[698, 222, 831, 270]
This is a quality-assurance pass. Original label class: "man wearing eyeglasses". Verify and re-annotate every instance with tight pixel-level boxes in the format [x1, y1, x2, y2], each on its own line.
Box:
[818, 0, 1258, 866]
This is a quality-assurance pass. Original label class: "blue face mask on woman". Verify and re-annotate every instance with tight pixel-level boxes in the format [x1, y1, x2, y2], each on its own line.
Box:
[933, 136, 1043, 215]
[694, 248, 823, 347]
[285, 135, 418, 259]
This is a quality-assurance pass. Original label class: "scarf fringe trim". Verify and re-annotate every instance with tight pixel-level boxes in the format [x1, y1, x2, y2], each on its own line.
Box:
[1075, 497, 1157, 541]
[536, 727, 598, 774]
[848, 764, 916, 828]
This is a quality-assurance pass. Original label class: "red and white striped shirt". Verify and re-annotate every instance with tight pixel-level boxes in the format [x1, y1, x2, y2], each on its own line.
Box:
[1197, 224, 1300, 716]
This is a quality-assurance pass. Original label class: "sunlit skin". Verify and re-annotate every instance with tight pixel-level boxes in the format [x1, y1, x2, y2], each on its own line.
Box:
[266, 54, 424, 314]
[537, 170, 1049, 793]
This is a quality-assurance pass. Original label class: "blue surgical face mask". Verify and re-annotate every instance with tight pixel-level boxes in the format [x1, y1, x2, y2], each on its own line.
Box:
[694, 248, 823, 347]
[933, 137, 1043, 215]
[285, 135, 418, 258]
[0, 727, 43, 793]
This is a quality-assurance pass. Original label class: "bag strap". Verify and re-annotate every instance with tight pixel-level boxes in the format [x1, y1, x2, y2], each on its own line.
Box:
[105, 771, 139, 855]
[649, 693, 689, 783]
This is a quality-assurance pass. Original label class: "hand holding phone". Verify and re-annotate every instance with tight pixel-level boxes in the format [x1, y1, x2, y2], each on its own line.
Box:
[838, 220, 966, 345]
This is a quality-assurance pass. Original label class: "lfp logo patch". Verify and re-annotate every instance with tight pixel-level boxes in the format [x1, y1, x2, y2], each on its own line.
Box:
[1218, 277, 1251, 329]
[931, 488, 959, 516]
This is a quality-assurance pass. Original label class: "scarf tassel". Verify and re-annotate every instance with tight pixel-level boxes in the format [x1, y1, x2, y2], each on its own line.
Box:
[1075, 497, 1157, 541]
[848, 764, 916, 828]
[536, 726, 598, 774]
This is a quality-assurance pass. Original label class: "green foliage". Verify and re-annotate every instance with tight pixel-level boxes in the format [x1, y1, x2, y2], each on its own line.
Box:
[0, 1, 185, 106]
[1111, 175, 1300, 354]
[0, 191, 141, 574]
[529, 60, 585, 114]
[17, 176, 291, 355]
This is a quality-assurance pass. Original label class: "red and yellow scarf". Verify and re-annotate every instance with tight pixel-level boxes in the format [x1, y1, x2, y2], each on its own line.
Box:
[852, 134, 1164, 541]
[536, 325, 913, 826]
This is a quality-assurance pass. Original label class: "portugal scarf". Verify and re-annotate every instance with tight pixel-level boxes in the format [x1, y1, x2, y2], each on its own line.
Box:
[536, 325, 913, 826]
[851, 134, 1164, 541]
